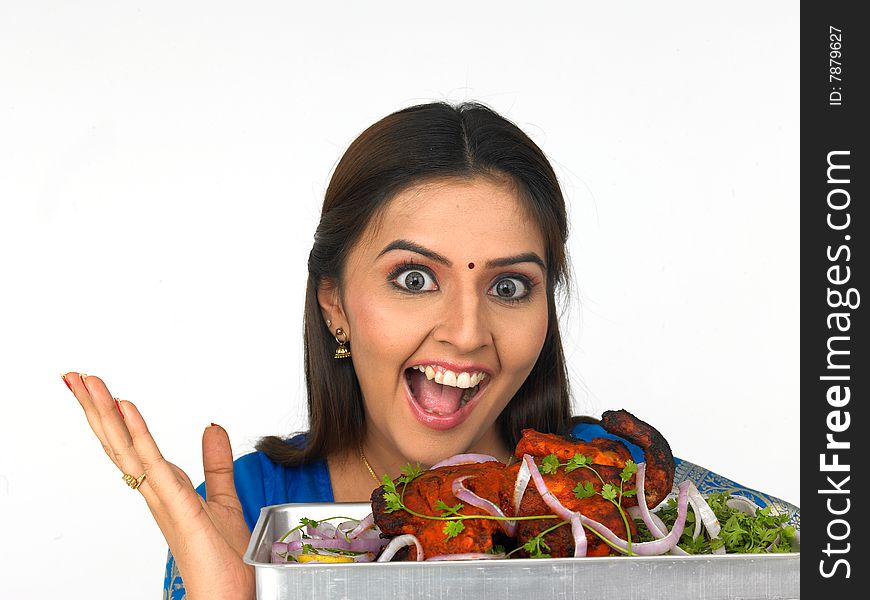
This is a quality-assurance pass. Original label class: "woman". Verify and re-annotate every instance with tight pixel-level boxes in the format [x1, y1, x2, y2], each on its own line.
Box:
[61, 102, 797, 600]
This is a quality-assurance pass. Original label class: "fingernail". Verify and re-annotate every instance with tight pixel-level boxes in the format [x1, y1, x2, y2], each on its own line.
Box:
[114, 397, 125, 419]
[61, 374, 72, 392]
[210, 422, 218, 427]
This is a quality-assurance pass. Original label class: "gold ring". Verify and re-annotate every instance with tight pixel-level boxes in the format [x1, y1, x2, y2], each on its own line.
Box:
[122, 472, 146, 490]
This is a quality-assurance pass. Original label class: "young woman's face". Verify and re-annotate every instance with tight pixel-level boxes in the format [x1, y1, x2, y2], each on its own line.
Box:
[331, 177, 549, 467]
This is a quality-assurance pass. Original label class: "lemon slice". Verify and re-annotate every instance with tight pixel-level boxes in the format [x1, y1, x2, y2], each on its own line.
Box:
[297, 553, 354, 563]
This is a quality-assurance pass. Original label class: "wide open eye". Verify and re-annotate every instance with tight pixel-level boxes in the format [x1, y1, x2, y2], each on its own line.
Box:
[391, 266, 438, 292]
[488, 276, 531, 301]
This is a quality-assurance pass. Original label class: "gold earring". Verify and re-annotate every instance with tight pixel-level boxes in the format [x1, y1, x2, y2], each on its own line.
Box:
[333, 327, 351, 359]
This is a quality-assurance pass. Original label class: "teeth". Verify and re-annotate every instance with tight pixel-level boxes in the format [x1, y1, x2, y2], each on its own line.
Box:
[456, 372, 471, 389]
[410, 365, 487, 389]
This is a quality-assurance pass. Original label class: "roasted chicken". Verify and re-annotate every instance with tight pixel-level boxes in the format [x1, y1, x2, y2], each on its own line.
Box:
[371, 409, 675, 559]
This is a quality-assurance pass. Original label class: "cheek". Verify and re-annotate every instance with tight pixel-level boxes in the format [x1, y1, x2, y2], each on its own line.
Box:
[346, 293, 416, 372]
[347, 295, 387, 345]
[507, 306, 550, 372]
[348, 296, 409, 354]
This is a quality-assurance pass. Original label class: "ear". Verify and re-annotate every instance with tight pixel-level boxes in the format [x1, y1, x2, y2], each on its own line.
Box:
[316, 277, 347, 333]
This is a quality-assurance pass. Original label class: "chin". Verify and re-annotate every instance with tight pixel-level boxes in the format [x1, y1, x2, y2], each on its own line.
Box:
[397, 421, 494, 467]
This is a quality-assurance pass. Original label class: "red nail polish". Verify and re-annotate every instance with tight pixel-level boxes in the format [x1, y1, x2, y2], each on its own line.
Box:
[210, 422, 218, 427]
[114, 398, 125, 419]
[61, 374, 72, 392]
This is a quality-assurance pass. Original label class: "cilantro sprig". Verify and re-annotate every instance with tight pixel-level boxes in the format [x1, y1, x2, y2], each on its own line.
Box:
[434, 500, 464, 517]
[634, 491, 797, 554]
[542, 453, 639, 554]
[505, 520, 570, 558]
[442, 520, 466, 541]
[381, 462, 559, 544]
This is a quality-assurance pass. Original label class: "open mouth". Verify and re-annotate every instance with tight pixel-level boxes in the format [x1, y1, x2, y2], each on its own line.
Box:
[404, 365, 488, 416]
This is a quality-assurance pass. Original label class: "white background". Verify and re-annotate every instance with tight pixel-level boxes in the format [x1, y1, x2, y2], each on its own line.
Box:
[0, 1, 799, 597]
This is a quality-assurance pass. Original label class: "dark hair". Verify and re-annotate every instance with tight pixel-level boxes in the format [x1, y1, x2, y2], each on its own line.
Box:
[257, 101, 573, 465]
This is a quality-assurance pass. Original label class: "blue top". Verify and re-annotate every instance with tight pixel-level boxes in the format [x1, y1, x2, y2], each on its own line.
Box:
[162, 425, 800, 599]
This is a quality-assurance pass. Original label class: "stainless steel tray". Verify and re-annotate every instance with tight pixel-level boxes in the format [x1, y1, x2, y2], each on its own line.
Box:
[244, 502, 800, 600]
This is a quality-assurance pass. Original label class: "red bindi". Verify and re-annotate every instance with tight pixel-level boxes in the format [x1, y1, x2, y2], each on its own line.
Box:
[467, 262, 475, 269]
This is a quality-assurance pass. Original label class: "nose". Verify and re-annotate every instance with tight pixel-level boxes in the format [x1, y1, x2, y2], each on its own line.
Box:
[432, 285, 493, 354]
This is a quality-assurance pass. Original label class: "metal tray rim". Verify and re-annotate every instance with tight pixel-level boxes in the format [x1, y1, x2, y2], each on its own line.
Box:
[247, 551, 801, 568]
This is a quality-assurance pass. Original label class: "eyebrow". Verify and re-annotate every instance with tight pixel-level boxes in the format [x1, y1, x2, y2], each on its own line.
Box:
[485, 252, 547, 273]
[378, 239, 547, 273]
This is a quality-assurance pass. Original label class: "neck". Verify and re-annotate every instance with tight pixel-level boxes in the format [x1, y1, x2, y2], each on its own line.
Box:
[359, 429, 513, 482]
[330, 430, 513, 503]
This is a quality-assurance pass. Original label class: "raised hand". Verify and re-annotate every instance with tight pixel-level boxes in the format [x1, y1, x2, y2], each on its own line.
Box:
[62, 372, 255, 600]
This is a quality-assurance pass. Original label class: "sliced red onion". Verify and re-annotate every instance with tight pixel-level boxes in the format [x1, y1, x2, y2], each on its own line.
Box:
[581, 481, 691, 556]
[634, 462, 668, 538]
[570, 513, 586, 557]
[627, 506, 689, 556]
[350, 538, 389, 554]
[271, 542, 385, 564]
[648, 512, 690, 555]
[338, 520, 360, 535]
[687, 497, 703, 540]
[523, 454, 587, 557]
[277, 527, 303, 543]
[523, 454, 575, 521]
[686, 481, 720, 540]
[377, 534, 425, 562]
[306, 521, 337, 539]
[355, 528, 384, 540]
[281, 537, 387, 554]
[726, 495, 759, 515]
[452, 475, 516, 537]
[513, 458, 531, 516]
[429, 454, 500, 469]
[284, 539, 350, 552]
[346, 513, 376, 540]
[643, 509, 667, 536]
[628, 466, 692, 556]
[272, 541, 292, 563]
[426, 552, 507, 561]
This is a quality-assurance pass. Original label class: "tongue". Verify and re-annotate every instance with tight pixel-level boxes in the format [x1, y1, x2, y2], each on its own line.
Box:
[408, 369, 464, 415]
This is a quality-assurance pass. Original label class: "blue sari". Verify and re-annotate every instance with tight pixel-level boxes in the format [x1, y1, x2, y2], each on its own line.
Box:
[163, 426, 800, 599]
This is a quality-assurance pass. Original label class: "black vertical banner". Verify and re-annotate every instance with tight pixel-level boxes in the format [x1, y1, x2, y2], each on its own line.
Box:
[802, 2, 868, 596]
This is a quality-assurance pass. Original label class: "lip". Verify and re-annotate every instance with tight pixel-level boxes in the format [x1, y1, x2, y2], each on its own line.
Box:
[403, 364, 492, 431]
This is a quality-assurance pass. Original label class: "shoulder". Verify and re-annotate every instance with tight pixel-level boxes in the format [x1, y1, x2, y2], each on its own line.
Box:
[568, 421, 646, 464]
[236, 434, 335, 524]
